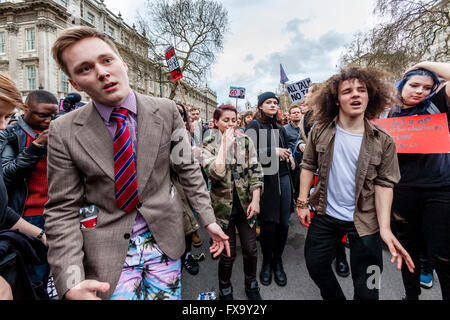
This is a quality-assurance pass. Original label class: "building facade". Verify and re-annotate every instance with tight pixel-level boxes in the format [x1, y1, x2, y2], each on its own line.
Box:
[0, 0, 217, 120]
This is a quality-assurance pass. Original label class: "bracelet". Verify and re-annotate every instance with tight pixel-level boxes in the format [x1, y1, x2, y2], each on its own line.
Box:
[36, 229, 45, 239]
[296, 199, 309, 209]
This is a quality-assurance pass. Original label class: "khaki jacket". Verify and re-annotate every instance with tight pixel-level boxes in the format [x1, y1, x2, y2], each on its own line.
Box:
[301, 116, 400, 236]
[202, 131, 264, 229]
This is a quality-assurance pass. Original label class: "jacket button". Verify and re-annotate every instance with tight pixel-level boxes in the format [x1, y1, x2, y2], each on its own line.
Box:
[137, 202, 142, 209]
[124, 233, 130, 240]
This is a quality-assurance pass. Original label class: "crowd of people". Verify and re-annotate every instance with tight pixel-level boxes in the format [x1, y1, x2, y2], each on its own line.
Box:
[0, 25, 448, 301]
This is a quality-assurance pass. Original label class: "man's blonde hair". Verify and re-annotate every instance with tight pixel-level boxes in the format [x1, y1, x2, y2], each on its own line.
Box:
[52, 26, 121, 76]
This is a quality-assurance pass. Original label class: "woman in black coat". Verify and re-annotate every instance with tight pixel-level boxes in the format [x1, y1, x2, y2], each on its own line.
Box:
[0, 72, 49, 298]
[0, 72, 46, 239]
[245, 92, 295, 287]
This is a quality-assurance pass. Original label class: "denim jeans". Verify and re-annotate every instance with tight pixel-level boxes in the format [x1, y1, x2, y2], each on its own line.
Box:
[392, 186, 450, 300]
[305, 214, 383, 300]
[23, 215, 50, 286]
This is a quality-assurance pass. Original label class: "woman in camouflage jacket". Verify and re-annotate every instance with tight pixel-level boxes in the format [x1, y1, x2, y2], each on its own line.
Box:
[202, 105, 264, 300]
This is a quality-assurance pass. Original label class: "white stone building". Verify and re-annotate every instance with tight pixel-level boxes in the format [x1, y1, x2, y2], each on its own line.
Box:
[0, 0, 217, 120]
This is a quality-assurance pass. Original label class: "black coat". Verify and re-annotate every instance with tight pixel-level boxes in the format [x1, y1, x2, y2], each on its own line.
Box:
[0, 230, 48, 299]
[245, 117, 293, 223]
[0, 158, 20, 229]
[0, 117, 47, 214]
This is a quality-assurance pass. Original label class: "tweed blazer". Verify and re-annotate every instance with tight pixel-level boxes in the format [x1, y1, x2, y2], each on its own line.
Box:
[43, 92, 216, 299]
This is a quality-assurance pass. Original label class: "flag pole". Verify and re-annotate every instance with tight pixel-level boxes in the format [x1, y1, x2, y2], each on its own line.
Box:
[179, 82, 187, 106]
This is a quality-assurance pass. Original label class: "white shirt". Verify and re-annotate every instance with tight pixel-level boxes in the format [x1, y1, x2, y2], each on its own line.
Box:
[326, 124, 363, 222]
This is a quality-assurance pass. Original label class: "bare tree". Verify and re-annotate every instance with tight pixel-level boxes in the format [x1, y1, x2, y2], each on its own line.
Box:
[341, 0, 449, 79]
[136, 0, 229, 99]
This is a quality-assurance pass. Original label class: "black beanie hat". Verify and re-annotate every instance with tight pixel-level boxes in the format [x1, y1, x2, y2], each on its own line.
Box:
[257, 91, 279, 107]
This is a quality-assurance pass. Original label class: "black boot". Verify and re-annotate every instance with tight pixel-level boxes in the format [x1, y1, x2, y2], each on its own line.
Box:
[245, 281, 263, 300]
[335, 251, 350, 278]
[219, 286, 234, 300]
[272, 259, 287, 287]
[259, 263, 272, 286]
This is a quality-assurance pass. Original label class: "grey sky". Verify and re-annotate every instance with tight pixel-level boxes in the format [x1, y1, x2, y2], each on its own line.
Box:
[104, 0, 377, 111]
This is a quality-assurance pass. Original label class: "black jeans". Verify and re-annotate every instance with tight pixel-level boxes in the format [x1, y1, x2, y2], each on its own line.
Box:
[260, 174, 291, 265]
[392, 186, 450, 300]
[305, 214, 383, 300]
[218, 202, 258, 289]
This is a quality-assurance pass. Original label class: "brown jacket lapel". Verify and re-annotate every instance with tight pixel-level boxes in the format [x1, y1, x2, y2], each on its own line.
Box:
[135, 93, 164, 193]
[73, 102, 115, 182]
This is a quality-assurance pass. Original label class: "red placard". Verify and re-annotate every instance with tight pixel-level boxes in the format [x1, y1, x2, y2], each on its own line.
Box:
[372, 113, 450, 154]
[164, 46, 183, 82]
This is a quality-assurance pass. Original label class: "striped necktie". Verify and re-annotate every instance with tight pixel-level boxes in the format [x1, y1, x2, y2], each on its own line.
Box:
[111, 108, 139, 213]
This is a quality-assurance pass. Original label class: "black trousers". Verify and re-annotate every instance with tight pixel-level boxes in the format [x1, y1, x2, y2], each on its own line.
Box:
[305, 214, 383, 300]
[218, 203, 258, 289]
[392, 186, 450, 300]
[260, 174, 292, 265]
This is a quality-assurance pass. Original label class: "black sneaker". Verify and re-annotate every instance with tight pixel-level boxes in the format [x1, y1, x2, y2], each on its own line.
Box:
[245, 281, 263, 300]
[191, 252, 205, 262]
[402, 293, 419, 300]
[183, 255, 199, 275]
[219, 286, 234, 300]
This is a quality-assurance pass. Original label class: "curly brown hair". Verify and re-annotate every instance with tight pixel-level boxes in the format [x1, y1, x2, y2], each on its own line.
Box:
[310, 66, 396, 124]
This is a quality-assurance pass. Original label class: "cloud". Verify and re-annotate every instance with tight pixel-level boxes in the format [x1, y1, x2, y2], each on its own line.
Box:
[244, 54, 254, 62]
[104, 0, 373, 110]
[211, 18, 351, 107]
[254, 27, 350, 79]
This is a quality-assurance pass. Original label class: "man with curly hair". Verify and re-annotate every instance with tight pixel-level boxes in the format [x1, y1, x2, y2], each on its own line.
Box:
[296, 66, 415, 300]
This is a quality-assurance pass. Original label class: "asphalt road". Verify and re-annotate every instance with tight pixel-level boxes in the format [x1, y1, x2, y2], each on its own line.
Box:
[181, 214, 442, 300]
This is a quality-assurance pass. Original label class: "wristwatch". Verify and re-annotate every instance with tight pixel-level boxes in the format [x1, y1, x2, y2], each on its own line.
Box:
[36, 229, 45, 239]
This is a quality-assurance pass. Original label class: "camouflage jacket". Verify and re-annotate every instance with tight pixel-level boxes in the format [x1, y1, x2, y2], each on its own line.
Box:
[202, 131, 264, 229]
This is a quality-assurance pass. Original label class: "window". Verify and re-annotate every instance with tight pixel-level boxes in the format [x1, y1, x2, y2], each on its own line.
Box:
[26, 28, 35, 51]
[0, 33, 5, 54]
[108, 27, 115, 38]
[61, 72, 69, 93]
[59, 0, 68, 7]
[27, 65, 36, 90]
[87, 12, 95, 25]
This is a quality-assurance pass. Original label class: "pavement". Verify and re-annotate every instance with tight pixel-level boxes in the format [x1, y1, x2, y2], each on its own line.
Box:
[181, 214, 442, 300]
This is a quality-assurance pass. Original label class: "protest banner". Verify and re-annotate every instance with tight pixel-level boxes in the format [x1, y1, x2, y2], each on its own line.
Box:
[372, 113, 450, 154]
[229, 87, 245, 109]
[286, 78, 312, 103]
[165, 46, 183, 82]
[229, 87, 246, 99]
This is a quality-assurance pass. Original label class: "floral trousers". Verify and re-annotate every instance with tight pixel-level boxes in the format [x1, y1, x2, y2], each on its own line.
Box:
[110, 231, 181, 300]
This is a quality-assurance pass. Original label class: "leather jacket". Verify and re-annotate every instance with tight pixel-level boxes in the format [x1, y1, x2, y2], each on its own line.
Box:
[0, 117, 46, 215]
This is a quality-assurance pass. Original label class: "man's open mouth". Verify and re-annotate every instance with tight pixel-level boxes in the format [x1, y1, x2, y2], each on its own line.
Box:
[104, 82, 118, 90]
